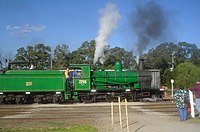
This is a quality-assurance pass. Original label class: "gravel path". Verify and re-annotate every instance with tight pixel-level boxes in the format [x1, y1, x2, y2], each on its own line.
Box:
[102, 102, 200, 132]
[111, 109, 200, 132]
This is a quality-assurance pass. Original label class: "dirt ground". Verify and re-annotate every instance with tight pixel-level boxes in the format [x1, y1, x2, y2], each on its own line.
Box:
[112, 107, 200, 132]
[96, 102, 200, 132]
[0, 102, 200, 132]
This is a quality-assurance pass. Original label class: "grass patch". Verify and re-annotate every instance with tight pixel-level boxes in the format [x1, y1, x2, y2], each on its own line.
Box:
[0, 125, 97, 132]
[189, 118, 200, 124]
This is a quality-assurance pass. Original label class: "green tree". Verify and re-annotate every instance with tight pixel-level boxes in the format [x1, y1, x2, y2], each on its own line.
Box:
[32, 44, 51, 69]
[178, 42, 200, 67]
[103, 47, 136, 69]
[70, 40, 95, 65]
[70, 41, 136, 70]
[14, 44, 51, 69]
[144, 42, 183, 69]
[15, 47, 27, 61]
[27, 46, 35, 63]
[144, 43, 179, 84]
[143, 42, 195, 85]
[173, 62, 200, 88]
[53, 44, 70, 70]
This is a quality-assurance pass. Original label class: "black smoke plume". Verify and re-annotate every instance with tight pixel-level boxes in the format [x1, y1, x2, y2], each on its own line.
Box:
[131, 1, 169, 56]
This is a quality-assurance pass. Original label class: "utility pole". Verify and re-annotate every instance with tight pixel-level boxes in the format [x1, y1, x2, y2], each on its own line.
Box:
[170, 51, 175, 72]
[170, 51, 175, 98]
[51, 52, 53, 70]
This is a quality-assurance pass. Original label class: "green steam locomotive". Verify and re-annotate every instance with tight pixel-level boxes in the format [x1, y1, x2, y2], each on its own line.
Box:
[0, 60, 162, 104]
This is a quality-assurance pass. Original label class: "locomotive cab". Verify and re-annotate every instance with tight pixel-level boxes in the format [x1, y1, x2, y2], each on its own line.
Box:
[68, 64, 92, 102]
[68, 64, 91, 91]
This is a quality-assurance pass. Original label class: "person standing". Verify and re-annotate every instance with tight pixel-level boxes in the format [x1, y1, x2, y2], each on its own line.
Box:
[65, 68, 69, 79]
[174, 85, 189, 121]
[189, 80, 200, 116]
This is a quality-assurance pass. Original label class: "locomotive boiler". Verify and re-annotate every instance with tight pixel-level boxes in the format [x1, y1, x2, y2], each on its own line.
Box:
[69, 59, 162, 103]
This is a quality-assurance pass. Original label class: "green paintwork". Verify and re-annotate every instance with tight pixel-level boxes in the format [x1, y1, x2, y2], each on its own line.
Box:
[69, 64, 91, 91]
[0, 70, 66, 92]
[74, 78, 91, 90]
[92, 70, 139, 90]
[115, 62, 122, 72]
[0, 62, 156, 103]
[69, 63, 140, 92]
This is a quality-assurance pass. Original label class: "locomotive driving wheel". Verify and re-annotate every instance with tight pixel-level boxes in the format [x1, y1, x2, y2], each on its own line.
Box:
[0, 96, 4, 104]
[81, 94, 96, 103]
[15, 96, 22, 104]
[105, 93, 117, 102]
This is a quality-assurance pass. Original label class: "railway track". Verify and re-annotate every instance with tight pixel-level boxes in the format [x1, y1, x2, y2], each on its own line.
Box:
[130, 101, 178, 116]
[0, 101, 180, 132]
[0, 101, 178, 119]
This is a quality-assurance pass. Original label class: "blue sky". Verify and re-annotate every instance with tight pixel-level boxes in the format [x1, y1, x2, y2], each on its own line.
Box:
[0, 0, 200, 55]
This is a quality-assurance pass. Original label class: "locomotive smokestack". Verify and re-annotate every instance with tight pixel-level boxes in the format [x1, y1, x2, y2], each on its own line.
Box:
[138, 58, 144, 70]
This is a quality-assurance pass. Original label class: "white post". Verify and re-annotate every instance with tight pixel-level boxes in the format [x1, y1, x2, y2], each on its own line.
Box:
[118, 96, 122, 129]
[189, 90, 195, 118]
[171, 79, 174, 97]
[111, 102, 114, 124]
[125, 98, 129, 132]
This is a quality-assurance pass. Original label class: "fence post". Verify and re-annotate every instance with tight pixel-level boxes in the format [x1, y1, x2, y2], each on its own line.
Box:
[118, 96, 122, 129]
[125, 98, 129, 132]
[189, 90, 195, 118]
[111, 101, 114, 124]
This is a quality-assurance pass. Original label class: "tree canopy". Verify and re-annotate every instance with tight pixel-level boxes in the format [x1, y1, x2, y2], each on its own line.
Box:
[2, 40, 200, 89]
[14, 44, 51, 69]
[144, 42, 200, 87]
[173, 62, 200, 88]
[53, 44, 70, 70]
